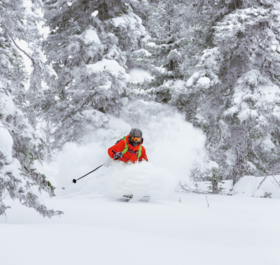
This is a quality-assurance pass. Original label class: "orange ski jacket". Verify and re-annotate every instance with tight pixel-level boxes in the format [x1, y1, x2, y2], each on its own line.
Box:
[108, 135, 148, 163]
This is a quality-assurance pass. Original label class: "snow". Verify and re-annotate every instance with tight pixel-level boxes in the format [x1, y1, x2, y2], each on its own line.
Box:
[133, 48, 151, 57]
[91, 10, 98, 17]
[195, 175, 280, 198]
[248, 161, 257, 172]
[186, 72, 200, 87]
[232, 70, 280, 112]
[46, 65, 58, 79]
[111, 14, 146, 36]
[107, 161, 177, 201]
[129, 68, 153, 83]
[206, 160, 219, 169]
[224, 105, 239, 116]
[197, 76, 210, 87]
[255, 176, 280, 199]
[83, 28, 101, 45]
[87, 59, 130, 81]
[261, 137, 275, 151]
[187, 74, 211, 89]
[1, 98, 280, 265]
[167, 49, 181, 62]
[1, 194, 280, 265]
[223, 69, 280, 125]
[0, 121, 13, 162]
[23, 0, 39, 17]
[0, 91, 16, 116]
[173, 80, 185, 90]
[82, 109, 110, 125]
[186, 48, 221, 88]
[199, 47, 221, 73]
[154, 66, 166, 74]
[1, 65, 280, 264]
[233, 176, 259, 196]
[1, 158, 22, 179]
[146, 42, 156, 47]
[33, 100, 206, 199]
[17, 40, 33, 79]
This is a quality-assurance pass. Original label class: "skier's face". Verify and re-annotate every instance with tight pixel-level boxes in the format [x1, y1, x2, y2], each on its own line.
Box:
[130, 136, 141, 146]
[131, 137, 141, 143]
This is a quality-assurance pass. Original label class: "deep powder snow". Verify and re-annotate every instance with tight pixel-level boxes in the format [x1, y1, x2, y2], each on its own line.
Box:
[37, 100, 206, 200]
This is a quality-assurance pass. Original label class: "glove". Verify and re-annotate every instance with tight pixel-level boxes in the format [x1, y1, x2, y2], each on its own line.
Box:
[113, 152, 123, 160]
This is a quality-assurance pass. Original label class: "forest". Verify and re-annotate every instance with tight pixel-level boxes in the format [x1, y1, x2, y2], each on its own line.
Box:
[2, 0, 280, 216]
[1, 1, 280, 264]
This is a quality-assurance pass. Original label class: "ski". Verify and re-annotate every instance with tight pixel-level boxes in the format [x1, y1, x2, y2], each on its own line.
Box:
[122, 195, 150, 202]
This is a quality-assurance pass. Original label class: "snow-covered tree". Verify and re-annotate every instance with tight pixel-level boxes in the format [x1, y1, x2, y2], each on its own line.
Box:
[42, 0, 148, 149]
[130, 0, 231, 103]
[133, 0, 186, 86]
[180, 0, 280, 180]
[1, 0, 57, 128]
[0, 88, 62, 217]
[0, 0, 62, 217]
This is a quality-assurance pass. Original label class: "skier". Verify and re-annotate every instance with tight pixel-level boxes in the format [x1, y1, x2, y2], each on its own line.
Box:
[108, 128, 148, 163]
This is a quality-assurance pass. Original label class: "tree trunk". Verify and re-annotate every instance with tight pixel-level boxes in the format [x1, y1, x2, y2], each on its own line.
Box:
[170, 59, 174, 71]
[231, 125, 248, 185]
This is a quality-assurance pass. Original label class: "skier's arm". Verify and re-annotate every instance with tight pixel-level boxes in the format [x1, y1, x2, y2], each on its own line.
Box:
[139, 146, 148, 162]
[108, 140, 125, 159]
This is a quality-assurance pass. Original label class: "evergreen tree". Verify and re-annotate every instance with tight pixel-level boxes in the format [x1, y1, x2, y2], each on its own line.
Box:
[179, 0, 280, 180]
[0, 0, 62, 217]
[132, 0, 187, 102]
[42, 0, 148, 149]
[134, 0, 280, 182]
[131, 0, 225, 102]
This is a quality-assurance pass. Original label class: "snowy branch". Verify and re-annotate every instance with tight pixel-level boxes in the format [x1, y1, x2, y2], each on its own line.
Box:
[2, 24, 36, 67]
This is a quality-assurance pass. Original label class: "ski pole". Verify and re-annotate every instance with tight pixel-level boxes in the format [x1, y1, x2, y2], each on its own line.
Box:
[72, 163, 106, 184]
[73, 151, 119, 183]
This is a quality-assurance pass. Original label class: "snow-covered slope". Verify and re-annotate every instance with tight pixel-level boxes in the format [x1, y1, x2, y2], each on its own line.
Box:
[1, 74, 279, 265]
[1, 100, 280, 265]
[1, 194, 280, 265]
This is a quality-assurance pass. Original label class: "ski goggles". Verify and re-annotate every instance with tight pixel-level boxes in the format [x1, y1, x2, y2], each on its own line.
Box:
[131, 136, 141, 142]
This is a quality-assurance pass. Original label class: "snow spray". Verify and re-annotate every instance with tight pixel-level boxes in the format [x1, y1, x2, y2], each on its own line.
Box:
[36, 100, 206, 200]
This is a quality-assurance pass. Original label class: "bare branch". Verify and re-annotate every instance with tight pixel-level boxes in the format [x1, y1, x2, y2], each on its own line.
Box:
[271, 176, 280, 188]
[251, 147, 271, 190]
[257, 175, 268, 189]
[270, 180, 280, 188]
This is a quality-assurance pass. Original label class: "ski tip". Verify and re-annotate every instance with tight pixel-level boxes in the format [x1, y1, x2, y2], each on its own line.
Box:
[72, 179, 77, 184]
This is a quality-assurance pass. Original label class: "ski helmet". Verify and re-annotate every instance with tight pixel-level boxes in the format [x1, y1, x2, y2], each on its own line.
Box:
[129, 128, 143, 146]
